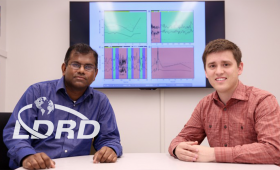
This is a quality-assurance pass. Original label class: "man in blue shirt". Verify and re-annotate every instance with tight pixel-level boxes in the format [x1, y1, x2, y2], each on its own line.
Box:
[3, 43, 122, 169]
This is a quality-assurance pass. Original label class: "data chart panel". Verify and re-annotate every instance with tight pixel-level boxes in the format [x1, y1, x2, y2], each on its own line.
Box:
[151, 48, 194, 79]
[105, 47, 147, 79]
[86, 1, 220, 88]
[104, 11, 147, 43]
[151, 11, 194, 43]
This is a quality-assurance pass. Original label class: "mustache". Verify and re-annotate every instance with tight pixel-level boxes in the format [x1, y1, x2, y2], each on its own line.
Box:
[74, 74, 87, 80]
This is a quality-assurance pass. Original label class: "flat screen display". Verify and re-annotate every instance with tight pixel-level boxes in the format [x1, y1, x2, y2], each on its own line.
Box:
[70, 1, 225, 89]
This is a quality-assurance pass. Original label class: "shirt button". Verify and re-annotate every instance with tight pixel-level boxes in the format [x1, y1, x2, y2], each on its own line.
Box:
[224, 144, 227, 147]
[223, 108, 227, 111]
[209, 125, 212, 128]
[224, 125, 227, 129]
[65, 150, 68, 153]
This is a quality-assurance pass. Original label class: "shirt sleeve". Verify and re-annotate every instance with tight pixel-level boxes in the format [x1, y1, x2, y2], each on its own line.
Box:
[3, 85, 38, 169]
[215, 95, 280, 165]
[168, 99, 206, 157]
[92, 95, 123, 157]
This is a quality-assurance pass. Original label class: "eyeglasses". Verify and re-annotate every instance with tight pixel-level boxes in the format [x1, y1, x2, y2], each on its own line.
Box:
[69, 62, 96, 72]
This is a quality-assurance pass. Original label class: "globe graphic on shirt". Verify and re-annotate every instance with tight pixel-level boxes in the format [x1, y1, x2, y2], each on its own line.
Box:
[34, 97, 54, 115]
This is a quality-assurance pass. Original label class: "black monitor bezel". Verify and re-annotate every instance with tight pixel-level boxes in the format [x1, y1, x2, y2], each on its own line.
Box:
[70, 1, 225, 89]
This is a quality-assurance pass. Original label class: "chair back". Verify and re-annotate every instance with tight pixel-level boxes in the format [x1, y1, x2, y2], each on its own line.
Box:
[0, 112, 12, 170]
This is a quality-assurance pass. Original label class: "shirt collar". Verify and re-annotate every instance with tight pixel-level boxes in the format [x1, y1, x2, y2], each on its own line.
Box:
[231, 81, 249, 101]
[56, 76, 94, 100]
[213, 81, 249, 102]
[56, 76, 66, 93]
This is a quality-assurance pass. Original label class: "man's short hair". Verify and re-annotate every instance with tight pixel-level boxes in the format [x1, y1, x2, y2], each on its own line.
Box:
[64, 43, 98, 69]
[202, 39, 242, 69]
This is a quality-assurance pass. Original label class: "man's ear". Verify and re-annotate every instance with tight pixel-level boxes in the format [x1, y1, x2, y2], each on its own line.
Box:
[61, 63, 66, 76]
[238, 62, 244, 75]
[94, 69, 98, 79]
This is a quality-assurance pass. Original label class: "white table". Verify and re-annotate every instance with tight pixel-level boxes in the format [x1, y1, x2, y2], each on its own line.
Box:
[16, 153, 279, 170]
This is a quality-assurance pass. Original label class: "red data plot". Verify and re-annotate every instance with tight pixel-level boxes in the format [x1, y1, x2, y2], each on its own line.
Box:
[104, 47, 147, 79]
[151, 11, 161, 43]
[151, 48, 194, 79]
[104, 48, 113, 79]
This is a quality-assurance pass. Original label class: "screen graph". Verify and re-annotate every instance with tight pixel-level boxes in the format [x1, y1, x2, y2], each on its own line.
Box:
[151, 48, 194, 79]
[151, 11, 194, 43]
[85, 1, 222, 88]
[104, 47, 147, 79]
[104, 11, 147, 43]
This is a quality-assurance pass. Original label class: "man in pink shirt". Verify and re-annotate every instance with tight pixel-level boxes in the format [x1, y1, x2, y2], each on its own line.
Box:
[169, 39, 280, 165]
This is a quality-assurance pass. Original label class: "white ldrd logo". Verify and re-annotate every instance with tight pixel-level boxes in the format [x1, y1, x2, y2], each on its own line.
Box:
[13, 101, 100, 139]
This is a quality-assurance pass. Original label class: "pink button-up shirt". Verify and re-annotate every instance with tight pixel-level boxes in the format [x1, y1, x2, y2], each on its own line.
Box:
[169, 81, 280, 165]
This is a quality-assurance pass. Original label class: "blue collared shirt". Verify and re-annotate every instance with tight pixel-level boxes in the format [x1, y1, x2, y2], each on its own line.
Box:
[3, 77, 122, 169]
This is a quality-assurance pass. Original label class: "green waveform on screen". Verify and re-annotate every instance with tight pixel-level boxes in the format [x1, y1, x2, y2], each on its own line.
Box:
[161, 11, 194, 43]
[104, 11, 147, 43]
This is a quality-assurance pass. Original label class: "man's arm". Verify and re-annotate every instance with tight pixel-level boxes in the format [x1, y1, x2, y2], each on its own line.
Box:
[3, 87, 36, 168]
[92, 96, 122, 163]
[3, 85, 55, 169]
[214, 95, 280, 164]
[168, 100, 206, 161]
[188, 95, 280, 164]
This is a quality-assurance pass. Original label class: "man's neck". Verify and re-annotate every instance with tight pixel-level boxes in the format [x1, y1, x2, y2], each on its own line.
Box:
[65, 86, 87, 101]
[217, 82, 239, 105]
[67, 90, 85, 101]
[217, 92, 232, 105]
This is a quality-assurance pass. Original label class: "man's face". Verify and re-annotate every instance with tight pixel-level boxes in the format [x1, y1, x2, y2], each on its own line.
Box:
[205, 50, 243, 95]
[62, 51, 98, 91]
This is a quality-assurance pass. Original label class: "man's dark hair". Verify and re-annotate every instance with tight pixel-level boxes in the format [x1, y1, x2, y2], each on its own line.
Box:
[64, 43, 98, 69]
[202, 39, 242, 70]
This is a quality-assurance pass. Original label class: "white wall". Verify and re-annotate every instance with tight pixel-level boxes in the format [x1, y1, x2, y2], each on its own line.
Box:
[0, 56, 6, 110]
[0, 0, 6, 111]
[3, 0, 280, 153]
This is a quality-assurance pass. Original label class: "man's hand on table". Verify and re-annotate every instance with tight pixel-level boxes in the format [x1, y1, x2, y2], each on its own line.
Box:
[191, 145, 216, 162]
[175, 142, 216, 162]
[22, 152, 55, 170]
[93, 146, 117, 163]
[175, 141, 199, 162]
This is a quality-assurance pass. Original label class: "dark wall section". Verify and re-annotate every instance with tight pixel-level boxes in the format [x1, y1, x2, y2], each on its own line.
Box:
[70, 2, 90, 46]
[205, 1, 225, 44]
[205, 1, 225, 87]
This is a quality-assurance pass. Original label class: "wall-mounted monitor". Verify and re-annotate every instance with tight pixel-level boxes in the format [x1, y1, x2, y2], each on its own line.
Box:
[70, 1, 225, 89]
